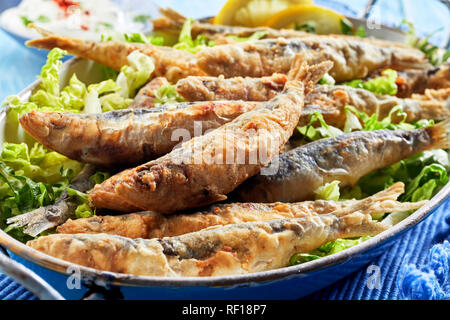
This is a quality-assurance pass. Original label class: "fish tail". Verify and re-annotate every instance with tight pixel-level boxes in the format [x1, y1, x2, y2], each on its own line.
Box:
[335, 182, 427, 217]
[157, 8, 188, 28]
[26, 25, 138, 71]
[427, 119, 450, 149]
[287, 53, 333, 92]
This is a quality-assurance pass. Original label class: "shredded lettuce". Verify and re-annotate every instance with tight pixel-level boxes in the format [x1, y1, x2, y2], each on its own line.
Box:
[101, 32, 165, 46]
[66, 188, 94, 219]
[344, 69, 398, 96]
[123, 33, 164, 46]
[401, 20, 449, 66]
[343, 105, 415, 132]
[0, 142, 82, 184]
[0, 48, 155, 239]
[290, 236, 371, 265]
[154, 84, 186, 107]
[116, 50, 155, 99]
[84, 79, 133, 113]
[227, 31, 268, 42]
[314, 181, 341, 201]
[319, 73, 336, 86]
[297, 112, 343, 141]
[340, 18, 366, 38]
[343, 151, 449, 203]
[295, 23, 316, 34]
[173, 18, 215, 53]
[89, 171, 111, 185]
[0, 148, 81, 241]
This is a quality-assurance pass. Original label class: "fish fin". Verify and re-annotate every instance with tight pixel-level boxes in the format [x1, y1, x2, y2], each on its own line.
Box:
[334, 182, 427, 217]
[287, 53, 333, 93]
[151, 8, 189, 32]
[427, 119, 450, 149]
[6, 201, 71, 237]
[159, 8, 188, 26]
[27, 23, 56, 37]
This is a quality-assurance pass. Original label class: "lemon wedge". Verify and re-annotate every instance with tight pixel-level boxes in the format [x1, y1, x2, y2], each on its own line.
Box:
[265, 5, 347, 34]
[213, 0, 314, 27]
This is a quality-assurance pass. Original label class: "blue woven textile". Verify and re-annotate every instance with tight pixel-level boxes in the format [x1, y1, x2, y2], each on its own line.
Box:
[0, 0, 449, 300]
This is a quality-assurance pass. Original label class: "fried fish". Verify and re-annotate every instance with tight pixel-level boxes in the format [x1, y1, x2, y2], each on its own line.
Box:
[57, 182, 424, 239]
[236, 119, 450, 203]
[26, 25, 206, 83]
[28, 203, 401, 276]
[88, 55, 332, 213]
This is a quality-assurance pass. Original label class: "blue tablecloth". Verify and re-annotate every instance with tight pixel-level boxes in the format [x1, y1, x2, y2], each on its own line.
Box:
[0, 0, 449, 300]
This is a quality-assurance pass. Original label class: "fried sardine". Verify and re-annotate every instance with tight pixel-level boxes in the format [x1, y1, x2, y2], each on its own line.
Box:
[236, 120, 450, 203]
[88, 55, 332, 213]
[57, 183, 424, 239]
[28, 204, 400, 277]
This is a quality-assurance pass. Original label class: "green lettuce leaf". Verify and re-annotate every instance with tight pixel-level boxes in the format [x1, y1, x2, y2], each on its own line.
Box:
[319, 73, 336, 85]
[401, 20, 448, 66]
[227, 31, 268, 42]
[66, 188, 94, 219]
[173, 18, 215, 53]
[89, 171, 111, 184]
[314, 180, 341, 201]
[154, 84, 186, 107]
[344, 69, 398, 96]
[1, 142, 82, 184]
[297, 112, 343, 141]
[290, 236, 371, 265]
[101, 32, 164, 46]
[116, 50, 155, 98]
[123, 33, 164, 45]
[343, 151, 449, 202]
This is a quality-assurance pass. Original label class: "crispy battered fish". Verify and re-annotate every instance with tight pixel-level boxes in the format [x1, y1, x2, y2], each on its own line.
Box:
[128, 77, 170, 108]
[22, 84, 447, 168]
[392, 64, 450, 98]
[236, 120, 450, 203]
[152, 7, 310, 41]
[28, 200, 402, 277]
[153, 8, 418, 50]
[26, 24, 429, 84]
[174, 76, 450, 127]
[57, 183, 424, 239]
[6, 164, 97, 237]
[88, 56, 333, 213]
[19, 101, 258, 167]
[299, 87, 450, 128]
[21, 74, 448, 168]
[196, 37, 430, 82]
[25, 25, 206, 83]
[175, 74, 287, 102]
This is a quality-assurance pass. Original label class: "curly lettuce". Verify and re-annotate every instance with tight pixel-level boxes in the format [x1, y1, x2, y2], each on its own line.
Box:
[173, 18, 215, 53]
[344, 69, 398, 96]
[402, 20, 450, 66]
[0, 48, 156, 239]
[154, 84, 186, 107]
[293, 108, 449, 264]
[290, 237, 372, 265]
[116, 50, 155, 98]
[227, 31, 268, 42]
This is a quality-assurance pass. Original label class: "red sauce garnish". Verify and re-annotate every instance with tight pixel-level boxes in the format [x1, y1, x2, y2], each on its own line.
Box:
[84, 10, 90, 16]
[52, 0, 80, 16]
[80, 24, 89, 31]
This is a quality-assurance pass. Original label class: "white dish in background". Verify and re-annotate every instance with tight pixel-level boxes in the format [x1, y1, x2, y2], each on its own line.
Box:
[0, 0, 159, 42]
